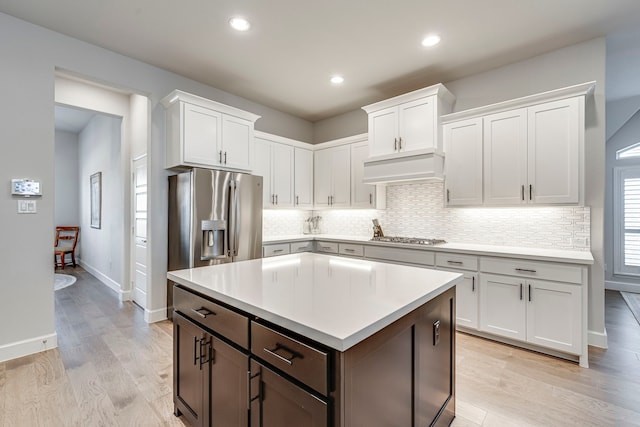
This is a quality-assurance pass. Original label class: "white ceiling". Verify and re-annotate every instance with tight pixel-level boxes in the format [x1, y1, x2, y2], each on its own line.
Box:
[3, 0, 640, 122]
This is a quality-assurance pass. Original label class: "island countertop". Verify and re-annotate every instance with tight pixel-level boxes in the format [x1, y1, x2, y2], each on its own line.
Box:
[167, 253, 462, 351]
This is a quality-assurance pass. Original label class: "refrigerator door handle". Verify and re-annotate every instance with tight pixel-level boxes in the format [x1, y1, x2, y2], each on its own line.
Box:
[229, 180, 240, 258]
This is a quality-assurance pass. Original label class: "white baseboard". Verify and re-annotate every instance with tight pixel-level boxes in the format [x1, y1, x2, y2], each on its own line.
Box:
[0, 333, 58, 363]
[605, 280, 640, 293]
[588, 329, 608, 349]
[79, 259, 129, 300]
[145, 307, 168, 323]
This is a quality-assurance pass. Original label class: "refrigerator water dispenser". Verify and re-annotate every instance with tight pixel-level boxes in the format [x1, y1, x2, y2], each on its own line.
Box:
[201, 220, 227, 260]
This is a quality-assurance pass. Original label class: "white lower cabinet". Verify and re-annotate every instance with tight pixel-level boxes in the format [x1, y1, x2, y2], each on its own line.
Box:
[444, 270, 478, 330]
[479, 273, 582, 356]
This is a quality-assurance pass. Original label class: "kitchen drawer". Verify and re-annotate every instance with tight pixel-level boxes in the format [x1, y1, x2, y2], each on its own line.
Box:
[290, 241, 313, 253]
[435, 252, 478, 271]
[364, 245, 435, 266]
[263, 243, 291, 258]
[173, 285, 249, 349]
[251, 322, 329, 395]
[479, 257, 584, 284]
[339, 243, 364, 257]
[315, 241, 339, 254]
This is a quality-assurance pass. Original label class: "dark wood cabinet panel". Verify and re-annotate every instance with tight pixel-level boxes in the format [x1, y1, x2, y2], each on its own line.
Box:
[210, 338, 249, 426]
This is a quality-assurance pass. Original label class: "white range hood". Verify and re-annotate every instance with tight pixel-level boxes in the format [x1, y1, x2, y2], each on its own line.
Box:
[362, 148, 444, 184]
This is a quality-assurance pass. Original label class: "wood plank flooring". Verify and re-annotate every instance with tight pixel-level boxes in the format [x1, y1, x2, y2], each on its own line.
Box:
[1, 267, 639, 426]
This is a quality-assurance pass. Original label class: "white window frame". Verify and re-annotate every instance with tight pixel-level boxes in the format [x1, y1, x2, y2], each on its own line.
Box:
[614, 165, 640, 276]
[617, 141, 640, 159]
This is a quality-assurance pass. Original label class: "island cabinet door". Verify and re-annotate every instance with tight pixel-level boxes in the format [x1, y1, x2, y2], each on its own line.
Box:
[174, 312, 209, 427]
[249, 359, 328, 427]
[210, 338, 249, 426]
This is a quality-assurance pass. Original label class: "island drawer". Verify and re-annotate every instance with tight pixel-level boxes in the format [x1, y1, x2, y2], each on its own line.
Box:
[173, 286, 249, 349]
[480, 257, 584, 284]
[315, 241, 339, 254]
[435, 253, 478, 271]
[263, 243, 291, 258]
[291, 241, 313, 253]
[365, 245, 435, 266]
[251, 321, 329, 395]
[339, 243, 364, 257]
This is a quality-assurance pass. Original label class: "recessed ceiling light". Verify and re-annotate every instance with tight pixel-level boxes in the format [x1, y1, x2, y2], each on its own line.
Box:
[229, 17, 250, 31]
[421, 34, 441, 47]
[330, 75, 344, 85]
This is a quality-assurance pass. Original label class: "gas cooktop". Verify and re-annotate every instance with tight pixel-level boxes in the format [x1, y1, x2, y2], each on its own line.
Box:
[370, 236, 447, 246]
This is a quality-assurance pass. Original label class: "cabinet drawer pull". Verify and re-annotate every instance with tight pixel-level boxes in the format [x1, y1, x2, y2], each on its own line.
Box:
[263, 343, 303, 366]
[191, 307, 216, 318]
[321, 246, 332, 250]
[344, 248, 355, 252]
[515, 268, 537, 273]
[272, 249, 284, 253]
[447, 260, 463, 265]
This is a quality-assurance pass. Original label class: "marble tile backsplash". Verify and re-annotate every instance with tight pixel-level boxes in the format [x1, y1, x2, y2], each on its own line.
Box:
[262, 181, 591, 251]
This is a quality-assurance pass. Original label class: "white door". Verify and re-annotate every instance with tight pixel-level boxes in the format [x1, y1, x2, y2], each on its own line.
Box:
[294, 147, 313, 208]
[444, 117, 483, 206]
[271, 142, 294, 207]
[368, 106, 398, 157]
[527, 98, 580, 204]
[132, 156, 148, 310]
[483, 109, 528, 205]
[526, 279, 582, 354]
[479, 273, 526, 341]
[398, 96, 435, 152]
[350, 142, 376, 208]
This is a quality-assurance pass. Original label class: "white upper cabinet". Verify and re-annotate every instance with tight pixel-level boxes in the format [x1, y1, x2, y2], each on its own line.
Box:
[162, 90, 260, 171]
[294, 147, 314, 209]
[444, 117, 483, 206]
[483, 108, 528, 205]
[442, 82, 593, 206]
[527, 98, 580, 204]
[351, 141, 385, 209]
[363, 84, 454, 158]
[253, 134, 296, 209]
[314, 145, 351, 208]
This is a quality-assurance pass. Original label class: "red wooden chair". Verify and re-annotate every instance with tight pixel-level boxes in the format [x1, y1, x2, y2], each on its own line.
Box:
[54, 226, 79, 268]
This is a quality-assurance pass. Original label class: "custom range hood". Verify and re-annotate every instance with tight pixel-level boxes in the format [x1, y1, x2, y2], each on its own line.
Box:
[361, 83, 454, 185]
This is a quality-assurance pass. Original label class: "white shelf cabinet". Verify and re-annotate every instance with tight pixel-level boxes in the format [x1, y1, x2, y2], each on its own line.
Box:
[162, 90, 260, 171]
[443, 117, 483, 206]
[294, 147, 314, 209]
[253, 137, 294, 208]
[363, 84, 454, 158]
[314, 145, 351, 208]
[479, 274, 527, 341]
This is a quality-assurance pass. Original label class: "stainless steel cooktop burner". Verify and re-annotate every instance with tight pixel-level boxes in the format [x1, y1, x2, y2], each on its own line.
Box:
[370, 236, 447, 246]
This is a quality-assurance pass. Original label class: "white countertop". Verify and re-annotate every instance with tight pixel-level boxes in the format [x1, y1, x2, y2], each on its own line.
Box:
[263, 234, 594, 265]
[167, 253, 462, 352]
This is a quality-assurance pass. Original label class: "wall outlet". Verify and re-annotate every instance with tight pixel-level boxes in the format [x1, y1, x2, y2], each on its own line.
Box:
[572, 237, 589, 247]
[17, 199, 37, 214]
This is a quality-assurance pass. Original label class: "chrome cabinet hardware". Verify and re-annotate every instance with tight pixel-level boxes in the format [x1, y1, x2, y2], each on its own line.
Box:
[219, 150, 223, 163]
[224, 151, 227, 164]
[521, 185, 525, 201]
[529, 184, 533, 200]
[515, 268, 537, 273]
[529, 284, 532, 302]
[344, 248, 355, 253]
[273, 249, 283, 253]
[394, 137, 398, 151]
[296, 195, 299, 205]
[275, 194, 278, 205]
[520, 283, 523, 300]
[472, 276, 475, 292]
[263, 343, 303, 366]
[192, 307, 216, 318]
[447, 260, 463, 265]
[447, 189, 450, 203]
[369, 193, 373, 204]
[398, 137, 402, 150]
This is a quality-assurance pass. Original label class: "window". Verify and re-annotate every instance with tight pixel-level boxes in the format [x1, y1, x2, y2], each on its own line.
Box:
[614, 166, 640, 276]
[617, 142, 640, 159]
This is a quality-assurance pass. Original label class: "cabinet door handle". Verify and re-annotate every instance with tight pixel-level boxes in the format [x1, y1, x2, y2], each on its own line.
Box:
[398, 137, 402, 150]
[520, 283, 523, 300]
[219, 150, 223, 164]
[472, 276, 475, 292]
[271, 194, 274, 204]
[193, 336, 199, 366]
[529, 284, 532, 302]
[224, 151, 227, 164]
[369, 193, 373, 205]
[296, 195, 299, 205]
[529, 184, 533, 201]
[394, 137, 398, 151]
[515, 268, 537, 273]
[521, 185, 525, 201]
[446, 189, 450, 203]
[447, 260, 463, 265]
[275, 194, 278, 205]
[191, 307, 216, 318]
[200, 338, 212, 369]
[263, 343, 303, 366]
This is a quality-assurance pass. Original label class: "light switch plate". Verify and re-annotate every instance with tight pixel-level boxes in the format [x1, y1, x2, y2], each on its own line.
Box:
[17, 199, 37, 214]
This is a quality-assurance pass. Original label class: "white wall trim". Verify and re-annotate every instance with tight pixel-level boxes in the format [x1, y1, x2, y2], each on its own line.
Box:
[313, 133, 368, 150]
[605, 279, 640, 293]
[0, 333, 58, 363]
[144, 307, 168, 323]
[588, 329, 608, 349]
[78, 259, 129, 301]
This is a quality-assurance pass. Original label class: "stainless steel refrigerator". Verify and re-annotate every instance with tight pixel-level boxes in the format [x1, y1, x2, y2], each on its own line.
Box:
[167, 168, 263, 316]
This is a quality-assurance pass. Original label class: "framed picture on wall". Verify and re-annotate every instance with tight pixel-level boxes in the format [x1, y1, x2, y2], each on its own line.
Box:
[90, 172, 102, 229]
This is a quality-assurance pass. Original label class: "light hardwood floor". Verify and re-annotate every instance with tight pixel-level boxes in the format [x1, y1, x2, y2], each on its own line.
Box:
[1, 268, 639, 426]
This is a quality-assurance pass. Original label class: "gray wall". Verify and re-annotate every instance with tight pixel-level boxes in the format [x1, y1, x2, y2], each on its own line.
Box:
[78, 114, 123, 287]
[0, 11, 312, 357]
[54, 130, 80, 227]
[314, 109, 368, 144]
[314, 38, 608, 342]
